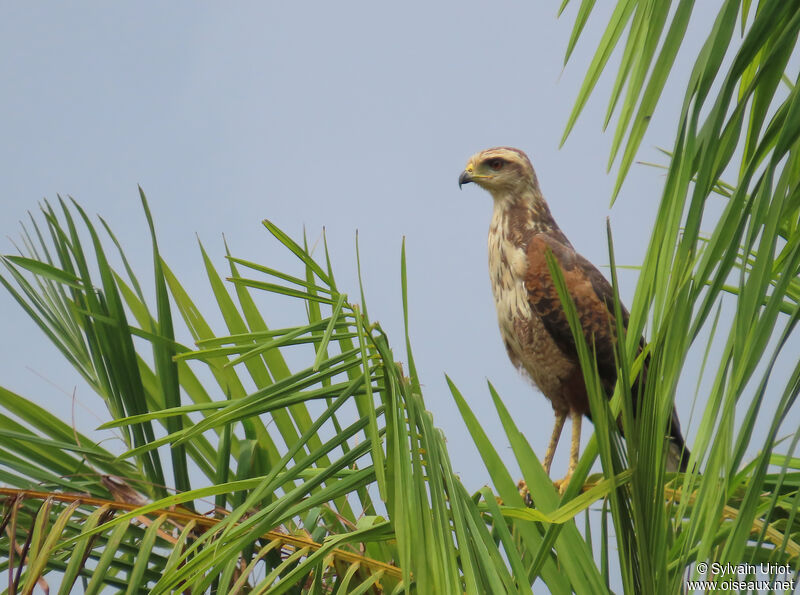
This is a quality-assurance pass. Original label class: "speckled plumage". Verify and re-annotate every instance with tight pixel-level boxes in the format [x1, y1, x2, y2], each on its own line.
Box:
[488, 204, 577, 414]
[459, 147, 689, 486]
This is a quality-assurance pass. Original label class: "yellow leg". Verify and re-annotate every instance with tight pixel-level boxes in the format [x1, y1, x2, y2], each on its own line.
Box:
[567, 409, 582, 479]
[542, 410, 567, 476]
[554, 410, 582, 495]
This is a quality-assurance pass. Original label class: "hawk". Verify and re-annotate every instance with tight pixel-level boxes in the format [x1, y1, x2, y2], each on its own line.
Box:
[459, 147, 689, 491]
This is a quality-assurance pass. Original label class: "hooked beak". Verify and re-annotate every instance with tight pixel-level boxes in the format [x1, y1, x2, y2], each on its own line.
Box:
[458, 170, 473, 189]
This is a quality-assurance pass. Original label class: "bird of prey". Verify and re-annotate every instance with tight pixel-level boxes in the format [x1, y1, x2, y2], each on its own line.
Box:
[459, 147, 689, 491]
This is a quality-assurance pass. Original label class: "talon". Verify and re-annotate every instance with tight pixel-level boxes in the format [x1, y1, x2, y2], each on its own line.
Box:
[553, 474, 572, 495]
[517, 479, 532, 507]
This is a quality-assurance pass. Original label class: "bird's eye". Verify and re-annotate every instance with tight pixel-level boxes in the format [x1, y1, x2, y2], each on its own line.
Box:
[488, 159, 504, 171]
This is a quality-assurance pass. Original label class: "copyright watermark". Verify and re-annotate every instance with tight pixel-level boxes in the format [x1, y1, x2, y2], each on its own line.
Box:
[687, 562, 796, 592]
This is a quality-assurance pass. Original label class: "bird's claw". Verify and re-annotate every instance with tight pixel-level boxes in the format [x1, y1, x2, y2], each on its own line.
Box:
[552, 473, 573, 496]
[517, 479, 533, 507]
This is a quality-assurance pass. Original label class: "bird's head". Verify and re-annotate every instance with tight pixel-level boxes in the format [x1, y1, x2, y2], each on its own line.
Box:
[458, 147, 538, 197]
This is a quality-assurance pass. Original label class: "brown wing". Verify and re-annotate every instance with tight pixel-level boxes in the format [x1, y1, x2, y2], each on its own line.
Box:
[524, 232, 626, 398]
[525, 232, 691, 470]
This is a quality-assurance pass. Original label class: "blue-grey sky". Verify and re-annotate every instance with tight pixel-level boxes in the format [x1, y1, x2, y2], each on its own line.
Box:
[1, 2, 749, 493]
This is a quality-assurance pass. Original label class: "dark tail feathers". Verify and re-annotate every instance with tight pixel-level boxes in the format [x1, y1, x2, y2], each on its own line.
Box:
[666, 405, 691, 472]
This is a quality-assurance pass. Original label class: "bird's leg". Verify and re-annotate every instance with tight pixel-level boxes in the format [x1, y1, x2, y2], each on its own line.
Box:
[542, 410, 567, 476]
[554, 410, 583, 495]
[518, 410, 567, 507]
[567, 409, 582, 480]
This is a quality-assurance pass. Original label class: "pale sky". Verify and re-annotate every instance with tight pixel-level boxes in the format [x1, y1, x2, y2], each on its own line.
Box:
[3, 2, 775, 498]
